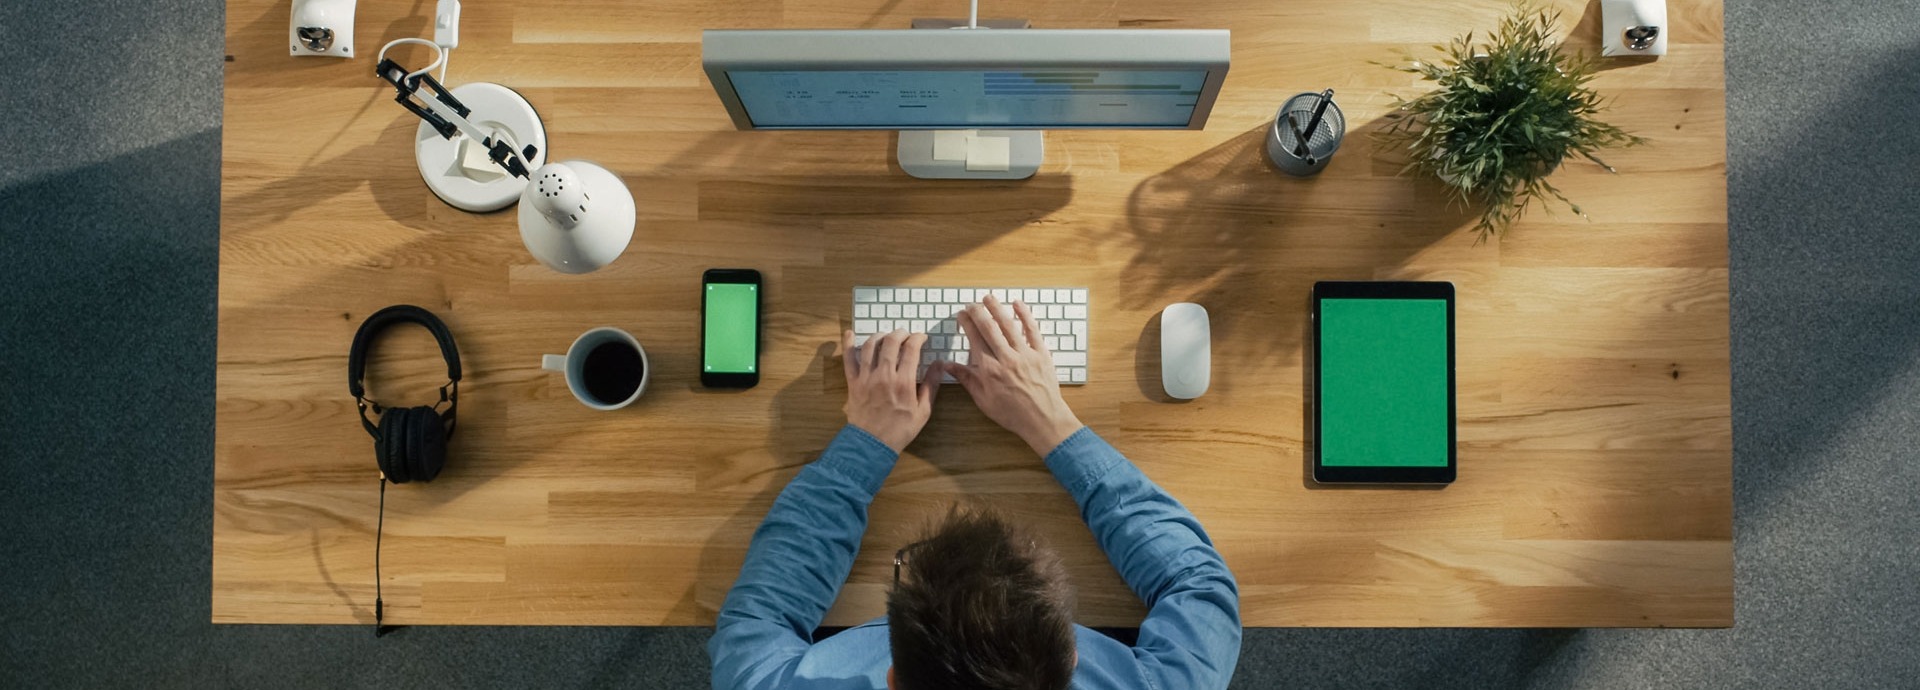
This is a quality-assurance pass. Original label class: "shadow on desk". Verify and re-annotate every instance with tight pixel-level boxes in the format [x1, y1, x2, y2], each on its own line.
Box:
[684, 340, 883, 626]
[1114, 122, 1473, 371]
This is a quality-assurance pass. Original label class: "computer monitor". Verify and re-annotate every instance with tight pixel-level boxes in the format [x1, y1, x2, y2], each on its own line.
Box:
[702, 27, 1230, 179]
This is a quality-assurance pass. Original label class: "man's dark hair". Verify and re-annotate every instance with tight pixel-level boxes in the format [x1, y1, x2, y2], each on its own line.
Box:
[888, 504, 1076, 690]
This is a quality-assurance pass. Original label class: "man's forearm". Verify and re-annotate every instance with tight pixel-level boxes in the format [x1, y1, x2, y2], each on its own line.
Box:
[1044, 427, 1226, 603]
[709, 425, 899, 689]
[1043, 427, 1243, 689]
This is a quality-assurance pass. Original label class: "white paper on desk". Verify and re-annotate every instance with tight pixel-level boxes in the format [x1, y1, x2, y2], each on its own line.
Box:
[933, 130, 975, 162]
[964, 135, 1011, 172]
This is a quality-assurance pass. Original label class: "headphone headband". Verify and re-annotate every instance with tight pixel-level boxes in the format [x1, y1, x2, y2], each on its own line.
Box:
[348, 305, 463, 399]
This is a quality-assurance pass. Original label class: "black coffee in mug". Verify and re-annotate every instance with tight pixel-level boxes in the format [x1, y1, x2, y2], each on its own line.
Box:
[582, 341, 645, 404]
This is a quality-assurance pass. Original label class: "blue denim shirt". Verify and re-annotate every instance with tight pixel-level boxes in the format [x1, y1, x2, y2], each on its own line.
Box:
[710, 425, 1242, 690]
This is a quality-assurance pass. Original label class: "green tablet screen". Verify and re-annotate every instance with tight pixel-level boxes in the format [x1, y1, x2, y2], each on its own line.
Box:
[1319, 298, 1449, 467]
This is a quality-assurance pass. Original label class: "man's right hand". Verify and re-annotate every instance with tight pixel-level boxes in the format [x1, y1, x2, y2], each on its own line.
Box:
[941, 294, 1085, 456]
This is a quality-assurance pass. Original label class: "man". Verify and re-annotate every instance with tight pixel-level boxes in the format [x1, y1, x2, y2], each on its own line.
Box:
[710, 295, 1241, 690]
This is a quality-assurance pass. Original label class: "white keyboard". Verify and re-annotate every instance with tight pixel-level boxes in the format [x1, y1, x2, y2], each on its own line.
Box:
[852, 286, 1090, 385]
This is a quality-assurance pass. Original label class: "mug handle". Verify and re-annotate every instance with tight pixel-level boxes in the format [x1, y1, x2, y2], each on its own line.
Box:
[541, 354, 567, 372]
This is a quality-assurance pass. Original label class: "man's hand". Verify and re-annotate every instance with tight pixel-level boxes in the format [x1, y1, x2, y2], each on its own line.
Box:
[942, 294, 1085, 456]
[842, 328, 941, 453]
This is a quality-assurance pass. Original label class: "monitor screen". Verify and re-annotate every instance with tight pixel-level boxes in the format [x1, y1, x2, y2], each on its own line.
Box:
[724, 69, 1210, 128]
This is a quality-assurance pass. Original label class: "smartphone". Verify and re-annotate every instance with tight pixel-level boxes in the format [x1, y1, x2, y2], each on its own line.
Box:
[701, 269, 762, 388]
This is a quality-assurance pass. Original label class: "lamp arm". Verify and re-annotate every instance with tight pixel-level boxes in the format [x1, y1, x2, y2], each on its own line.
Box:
[374, 58, 538, 179]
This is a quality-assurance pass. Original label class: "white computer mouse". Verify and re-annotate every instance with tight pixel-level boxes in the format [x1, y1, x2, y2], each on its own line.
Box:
[1160, 303, 1211, 399]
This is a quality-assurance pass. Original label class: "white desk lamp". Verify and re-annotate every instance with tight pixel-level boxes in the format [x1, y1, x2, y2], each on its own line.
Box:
[375, 5, 634, 273]
[518, 163, 636, 274]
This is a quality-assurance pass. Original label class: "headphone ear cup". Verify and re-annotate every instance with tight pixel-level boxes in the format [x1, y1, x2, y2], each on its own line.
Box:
[415, 408, 447, 482]
[402, 406, 428, 485]
[379, 407, 410, 484]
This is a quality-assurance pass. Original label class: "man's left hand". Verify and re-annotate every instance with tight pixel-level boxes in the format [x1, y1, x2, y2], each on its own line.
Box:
[841, 329, 941, 452]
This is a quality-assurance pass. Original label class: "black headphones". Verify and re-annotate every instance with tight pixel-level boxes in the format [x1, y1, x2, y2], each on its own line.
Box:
[349, 305, 462, 484]
[349, 305, 462, 635]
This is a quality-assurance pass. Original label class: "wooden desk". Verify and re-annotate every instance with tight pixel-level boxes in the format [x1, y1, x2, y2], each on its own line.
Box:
[217, 0, 1730, 627]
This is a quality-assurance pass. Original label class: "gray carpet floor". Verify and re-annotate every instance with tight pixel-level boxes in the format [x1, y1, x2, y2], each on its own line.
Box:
[3, 0, 1916, 687]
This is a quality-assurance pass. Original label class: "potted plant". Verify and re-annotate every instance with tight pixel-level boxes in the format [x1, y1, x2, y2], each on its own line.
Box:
[1377, 3, 1645, 239]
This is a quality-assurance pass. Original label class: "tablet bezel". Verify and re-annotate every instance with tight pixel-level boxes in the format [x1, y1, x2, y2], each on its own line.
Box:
[1311, 281, 1456, 484]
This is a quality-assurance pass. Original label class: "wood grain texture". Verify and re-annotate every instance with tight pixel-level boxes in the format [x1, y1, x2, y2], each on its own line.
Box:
[217, 0, 1730, 627]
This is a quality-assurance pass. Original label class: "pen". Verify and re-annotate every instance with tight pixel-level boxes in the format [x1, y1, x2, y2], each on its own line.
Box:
[1287, 113, 1310, 157]
[1296, 89, 1335, 157]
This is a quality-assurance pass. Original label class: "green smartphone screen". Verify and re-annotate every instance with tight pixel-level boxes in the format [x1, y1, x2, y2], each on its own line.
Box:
[1319, 298, 1449, 467]
[704, 283, 758, 373]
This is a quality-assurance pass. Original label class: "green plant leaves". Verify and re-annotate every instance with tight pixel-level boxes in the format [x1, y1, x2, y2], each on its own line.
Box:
[1373, 1, 1646, 239]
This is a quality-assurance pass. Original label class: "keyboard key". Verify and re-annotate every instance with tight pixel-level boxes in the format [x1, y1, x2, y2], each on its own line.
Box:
[1072, 289, 1088, 303]
[1073, 321, 1087, 335]
[961, 288, 976, 301]
[878, 288, 894, 302]
[936, 304, 952, 318]
[855, 288, 877, 302]
[1071, 368, 1086, 383]
[1044, 336, 1058, 351]
[855, 304, 870, 318]
[1064, 304, 1088, 319]
[910, 288, 926, 302]
[854, 334, 870, 347]
[1054, 351, 1087, 367]
[886, 304, 902, 318]
[944, 288, 958, 302]
[919, 304, 933, 318]
[931, 335, 946, 350]
[1039, 320, 1055, 335]
[1057, 369, 1070, 382]
[854, 320, 877, 333]
[1077, 334, 1087, 351]
[1047, 304, 1063, 319]
[1023, 289, 1039, 303]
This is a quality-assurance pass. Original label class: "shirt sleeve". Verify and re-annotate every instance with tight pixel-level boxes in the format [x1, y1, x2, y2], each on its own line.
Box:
[708, 424, 898, 690]
[1044, 427, 1243, 690]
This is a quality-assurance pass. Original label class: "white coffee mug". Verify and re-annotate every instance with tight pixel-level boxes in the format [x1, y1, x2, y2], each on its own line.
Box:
[542, 327, 649, 410]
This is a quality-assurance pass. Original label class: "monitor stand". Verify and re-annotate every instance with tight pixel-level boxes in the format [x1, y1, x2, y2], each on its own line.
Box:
[898, 130, 1043, 180]
[897, 18, 1041, 180]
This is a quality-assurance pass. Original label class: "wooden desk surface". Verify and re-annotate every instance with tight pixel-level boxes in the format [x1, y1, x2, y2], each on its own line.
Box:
[216, 0, 1731, 627]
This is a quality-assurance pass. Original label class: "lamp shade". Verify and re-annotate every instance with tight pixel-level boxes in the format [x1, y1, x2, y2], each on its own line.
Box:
[518, 161, 635, 274]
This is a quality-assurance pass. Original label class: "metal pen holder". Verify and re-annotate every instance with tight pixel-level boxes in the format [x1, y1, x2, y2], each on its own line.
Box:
[1267, 92, 1345, 176]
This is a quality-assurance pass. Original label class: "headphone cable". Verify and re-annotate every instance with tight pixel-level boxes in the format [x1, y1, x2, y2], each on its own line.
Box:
[375, 476, 389, 637]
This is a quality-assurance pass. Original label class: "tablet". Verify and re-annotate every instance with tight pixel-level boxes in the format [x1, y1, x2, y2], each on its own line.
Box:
[1311, 281, 1456, 484]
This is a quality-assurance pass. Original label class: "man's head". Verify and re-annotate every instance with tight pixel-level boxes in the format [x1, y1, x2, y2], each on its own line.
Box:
[887, 505, 1076, 690]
